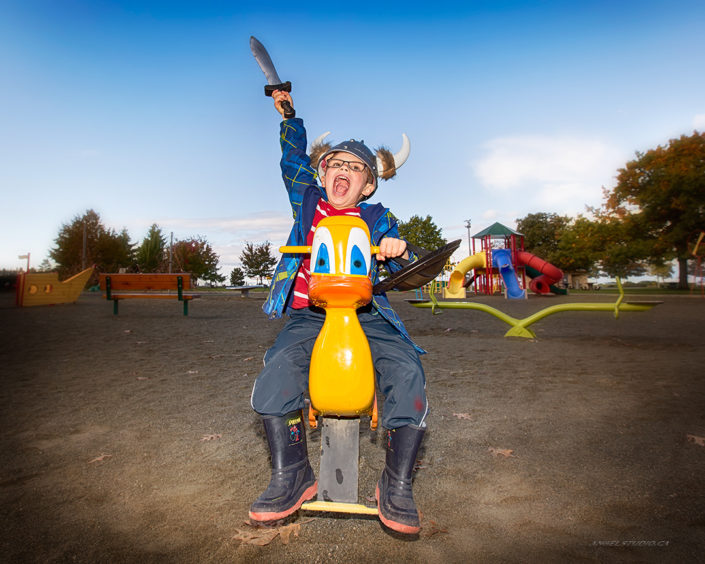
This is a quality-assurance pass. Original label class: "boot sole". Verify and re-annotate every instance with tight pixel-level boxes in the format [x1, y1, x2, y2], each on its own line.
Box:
[375, 484, 421, 535]
[249, 481, 318, 522]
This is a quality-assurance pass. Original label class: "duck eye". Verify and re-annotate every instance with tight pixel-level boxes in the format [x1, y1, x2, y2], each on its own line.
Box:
[349, 246, 367, 275]
[310, 226, 336, 274]
[345, 226, 371, 275]
[315, 244, 330, 273]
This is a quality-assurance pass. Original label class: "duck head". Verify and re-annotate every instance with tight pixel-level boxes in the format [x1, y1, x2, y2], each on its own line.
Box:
[308, 216, 373, 309]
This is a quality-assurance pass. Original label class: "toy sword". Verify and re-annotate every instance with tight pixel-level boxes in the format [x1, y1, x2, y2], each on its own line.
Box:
[249, 36, 295, 118]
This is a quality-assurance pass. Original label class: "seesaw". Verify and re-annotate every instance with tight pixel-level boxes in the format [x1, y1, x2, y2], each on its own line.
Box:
[279, 219, 457, 518]
[408, 278, 661, 338]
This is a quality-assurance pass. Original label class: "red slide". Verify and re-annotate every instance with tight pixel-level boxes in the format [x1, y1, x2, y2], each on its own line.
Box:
[516, 251, 563, 295]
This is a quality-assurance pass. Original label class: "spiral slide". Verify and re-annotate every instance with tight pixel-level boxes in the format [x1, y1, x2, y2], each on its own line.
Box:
[492, 248, 526, 299]
[444, 252, 486, 298]
[516, 251, 563, 295]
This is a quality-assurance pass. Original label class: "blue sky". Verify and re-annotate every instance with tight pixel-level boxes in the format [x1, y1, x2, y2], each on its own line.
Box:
[2, 0, 704, 277]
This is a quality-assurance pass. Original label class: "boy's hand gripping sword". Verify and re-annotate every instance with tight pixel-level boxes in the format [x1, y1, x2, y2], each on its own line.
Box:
[249, 36, 296, 118]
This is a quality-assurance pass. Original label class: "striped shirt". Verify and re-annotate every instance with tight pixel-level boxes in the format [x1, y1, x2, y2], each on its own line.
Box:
[290, 200, 361, 309]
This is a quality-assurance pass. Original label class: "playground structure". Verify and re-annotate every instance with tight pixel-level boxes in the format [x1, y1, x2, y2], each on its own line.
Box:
[410, 277, 661, 338]
[444, 222, 564, 300]
[15, 267, 93, 307]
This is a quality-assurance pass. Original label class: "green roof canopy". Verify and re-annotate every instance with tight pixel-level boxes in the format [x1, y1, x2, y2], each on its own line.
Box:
[473, 222, 523, 238]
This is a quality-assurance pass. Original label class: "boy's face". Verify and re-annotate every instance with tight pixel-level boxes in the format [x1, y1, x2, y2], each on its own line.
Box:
[320, 151, 375, 209]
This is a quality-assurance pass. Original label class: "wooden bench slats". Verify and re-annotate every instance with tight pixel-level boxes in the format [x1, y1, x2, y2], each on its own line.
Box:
[99, 273, 192, 291]
[98, 273, 199, 315]
[107, 293, 200, 300]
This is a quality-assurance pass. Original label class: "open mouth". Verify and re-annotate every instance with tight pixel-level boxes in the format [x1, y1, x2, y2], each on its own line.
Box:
[333, 174, 350, 196]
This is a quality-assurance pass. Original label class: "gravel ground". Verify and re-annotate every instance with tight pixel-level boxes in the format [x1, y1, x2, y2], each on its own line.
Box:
[1, 290, 703, 563]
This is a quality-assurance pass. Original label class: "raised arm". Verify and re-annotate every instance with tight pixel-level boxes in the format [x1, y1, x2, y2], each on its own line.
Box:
[272, 91, 319, 204]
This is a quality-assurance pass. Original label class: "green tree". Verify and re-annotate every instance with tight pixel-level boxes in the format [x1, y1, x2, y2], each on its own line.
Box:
[599, 131, 705, 288]
[551, 216, 603, 274]
[229, 267, 246, 286]
[172, 236, 225, 286]
[50, 209, 134, 280]
[589, 218, 648, 278]
[136, 224, 167, 272]
[241, 242, 277, 284]
[649, 262, 673, 287]
[98, 227, 134, 273]
[516, 212, 570, 264]
[38, 259, 55, 272]
[397, 215, 446, 250]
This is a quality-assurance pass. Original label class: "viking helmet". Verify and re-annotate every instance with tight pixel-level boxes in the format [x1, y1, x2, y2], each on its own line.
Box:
[310, 132, 410, 197]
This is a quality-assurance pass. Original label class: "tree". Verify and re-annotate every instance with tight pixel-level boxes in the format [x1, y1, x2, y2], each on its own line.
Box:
[50, 209, 134, 280]
[397, 215, 446, 250]
[590, 218, 648, 279]
[136, 224, 167, 272]
[516, 212, 570, 264]
[229, 267, 246, 286]
[551, 216, 603, 274]
[649, 262, 673, 287]
[172, 236, 225, 286]
[599, 131, 705, 288]
[38, 259, 55, 272]
[97, 227, 134, 274]
[241, 242, 277, 284]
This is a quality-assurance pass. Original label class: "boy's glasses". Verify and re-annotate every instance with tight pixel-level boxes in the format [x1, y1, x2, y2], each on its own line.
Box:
[325, 158, 367, 173]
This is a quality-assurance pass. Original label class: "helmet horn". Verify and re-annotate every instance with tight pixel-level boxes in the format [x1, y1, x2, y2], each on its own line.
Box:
[377, 133, 410, 178]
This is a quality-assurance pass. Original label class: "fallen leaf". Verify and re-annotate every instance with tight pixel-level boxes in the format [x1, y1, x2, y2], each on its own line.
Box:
[88, 453, 112, 464]
[687, 434, 705, 447]
[243, 357, 254, 361]
[444, 328, 452, 333]
[453, 413, 473, 420]
[422, 520, 448, 538]
[279, 523, 300, 545]
[123, 330, 132, 334]
[232, 528, 279, 546]
[488, 447, 516, 458]
[201, 434, 222, 442]
[233, 519, 312, 546]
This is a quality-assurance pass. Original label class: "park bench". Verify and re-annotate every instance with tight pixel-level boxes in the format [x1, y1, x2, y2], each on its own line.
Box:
[99, 273, 200, 315]
[227, 285, 267, 297]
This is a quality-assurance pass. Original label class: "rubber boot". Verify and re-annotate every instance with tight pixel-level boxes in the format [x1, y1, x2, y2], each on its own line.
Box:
[375, 425, 425, 534]
[249, 410, 317, 522]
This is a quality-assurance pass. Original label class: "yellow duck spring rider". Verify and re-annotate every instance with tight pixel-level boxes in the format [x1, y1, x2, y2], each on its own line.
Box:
[276, 214, 460, 524]
[279, 214, 381, 516]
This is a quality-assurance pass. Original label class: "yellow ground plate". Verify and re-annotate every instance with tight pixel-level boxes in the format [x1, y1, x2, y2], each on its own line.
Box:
[301, 500, 378, 516]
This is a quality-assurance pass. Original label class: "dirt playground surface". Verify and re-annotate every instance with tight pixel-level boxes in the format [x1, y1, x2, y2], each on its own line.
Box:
[1, 290, 704, 563]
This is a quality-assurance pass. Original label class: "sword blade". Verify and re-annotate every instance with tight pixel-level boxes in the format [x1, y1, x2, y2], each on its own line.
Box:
[249, 36, 282, 85]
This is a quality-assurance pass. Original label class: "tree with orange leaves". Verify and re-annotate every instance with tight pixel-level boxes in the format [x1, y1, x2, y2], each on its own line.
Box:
[597, 131, 705, 288]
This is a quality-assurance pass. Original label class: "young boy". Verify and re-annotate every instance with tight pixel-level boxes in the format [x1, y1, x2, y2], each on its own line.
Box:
[249, 90, 428, 535]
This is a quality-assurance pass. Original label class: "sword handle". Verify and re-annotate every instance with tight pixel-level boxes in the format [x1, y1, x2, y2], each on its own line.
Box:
[264, 82, 296, 118]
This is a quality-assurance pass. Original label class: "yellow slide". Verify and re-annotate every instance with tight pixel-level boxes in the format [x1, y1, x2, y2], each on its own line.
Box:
[444, 252, 487, 298]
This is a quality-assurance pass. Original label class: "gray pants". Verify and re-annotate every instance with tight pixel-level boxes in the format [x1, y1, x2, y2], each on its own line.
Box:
[251, 307, 428, 429]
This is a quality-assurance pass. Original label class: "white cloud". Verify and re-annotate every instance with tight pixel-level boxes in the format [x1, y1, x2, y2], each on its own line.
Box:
[472, 134, 622, 213]
[693, 114, 705, 130]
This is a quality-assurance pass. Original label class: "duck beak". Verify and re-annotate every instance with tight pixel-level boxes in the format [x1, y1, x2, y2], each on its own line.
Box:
[309, 274, 372, 309]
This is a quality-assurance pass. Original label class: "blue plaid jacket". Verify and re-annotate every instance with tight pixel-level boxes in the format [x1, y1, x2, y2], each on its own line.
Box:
[262, 118, 424, 354]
